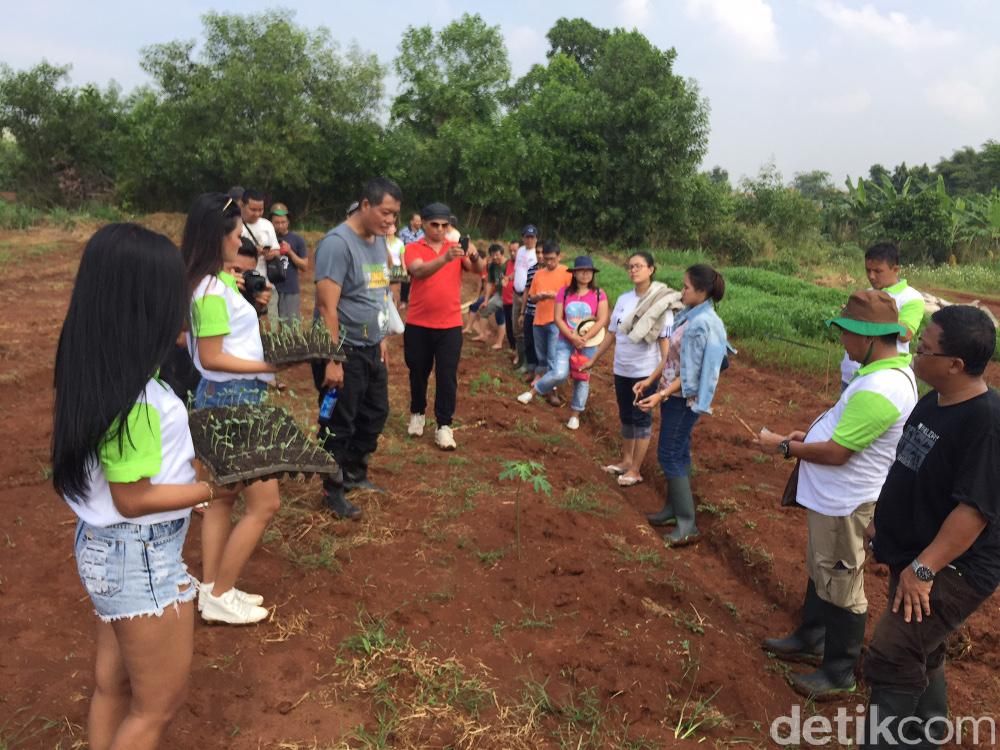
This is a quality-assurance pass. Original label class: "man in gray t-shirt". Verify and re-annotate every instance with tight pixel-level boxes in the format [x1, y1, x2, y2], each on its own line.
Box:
[313, 224, 390, 346]
[312, 177, 402, 521]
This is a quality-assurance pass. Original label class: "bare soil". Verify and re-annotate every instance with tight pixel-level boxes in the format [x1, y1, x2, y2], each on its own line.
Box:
[1, 223, 998, 748]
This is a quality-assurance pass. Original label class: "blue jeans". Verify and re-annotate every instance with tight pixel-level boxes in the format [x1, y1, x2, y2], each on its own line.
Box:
[535, 339, 596, 412]
[657, 396, 701, 478]
[194, 378, 267, 408]
[74, 517, 196, 622]
[532, 322, 559, 375]
[614, 375, 657, 439]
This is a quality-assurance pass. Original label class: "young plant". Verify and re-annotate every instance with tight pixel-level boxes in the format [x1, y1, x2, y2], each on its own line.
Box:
[498, 460, 551, 560]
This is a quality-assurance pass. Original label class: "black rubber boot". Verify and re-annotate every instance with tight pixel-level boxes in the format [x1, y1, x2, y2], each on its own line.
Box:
[909, 666, 948, 747]
[761, 578, 825, 665]
[663, 476, 699, 546]
[646, 497, 675, 527]
[789, 603, 865, 700]
[342, 455, 385, 493]
[323, 473, 363, 520]
[862, 688, 921, 748]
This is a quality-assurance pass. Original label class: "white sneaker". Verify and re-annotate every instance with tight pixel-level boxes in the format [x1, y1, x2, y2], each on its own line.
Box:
[198, 581, 264, 610]
[517, 390, 534, 405]
[407, 413, 425, 437]
[200, 587, 269, 625]
[567, 415, 580, 430]
[435, 425, 457, 450]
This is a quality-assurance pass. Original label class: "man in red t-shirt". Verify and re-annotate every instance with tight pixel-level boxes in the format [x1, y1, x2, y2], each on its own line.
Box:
[403, 203, 486, 450]
[503, 240, 518, 363]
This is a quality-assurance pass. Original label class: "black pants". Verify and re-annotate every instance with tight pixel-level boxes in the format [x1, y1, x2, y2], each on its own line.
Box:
[864, 567, 988, 694]
[403, 324, 462, 426]
[503, 304, 515, 350]
[523, 312, 537, 367]
[400, 281, 410, 303]
[312, 343, 389, 476]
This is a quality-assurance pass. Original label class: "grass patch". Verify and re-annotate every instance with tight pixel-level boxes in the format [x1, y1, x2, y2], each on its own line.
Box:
[604, 534, 663, 568]
[558, 483, 615, 517]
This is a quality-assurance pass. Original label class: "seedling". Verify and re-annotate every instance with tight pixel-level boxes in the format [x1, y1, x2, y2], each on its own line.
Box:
[260, 318, 347, 365]
[498, 460, 551, 560]
[189, 405, 338, 484]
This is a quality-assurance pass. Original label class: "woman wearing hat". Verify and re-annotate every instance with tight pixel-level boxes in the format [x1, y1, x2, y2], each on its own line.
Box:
[516, 256, 609, 430]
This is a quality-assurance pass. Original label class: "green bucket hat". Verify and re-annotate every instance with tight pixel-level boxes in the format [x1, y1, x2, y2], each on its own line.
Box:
[826, 290, 907, 337]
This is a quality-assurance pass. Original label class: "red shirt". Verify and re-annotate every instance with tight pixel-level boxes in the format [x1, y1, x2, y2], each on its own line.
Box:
[404, 238, 465, 329]
[502, 259, 516, 305]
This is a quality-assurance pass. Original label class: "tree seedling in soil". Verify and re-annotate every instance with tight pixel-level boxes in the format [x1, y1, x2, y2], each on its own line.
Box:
[189, 405, 338, 484]
[260, 318, 347, 365]
[498, 460, 551, 560]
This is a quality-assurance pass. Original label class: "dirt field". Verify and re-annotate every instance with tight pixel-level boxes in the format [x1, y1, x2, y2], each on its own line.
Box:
[1, 222, 998, 749]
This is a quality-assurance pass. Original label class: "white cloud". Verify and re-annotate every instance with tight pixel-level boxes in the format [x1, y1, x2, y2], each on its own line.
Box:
[924, 79, 989, 121]
[809, 89, 872, 115]
[685, 0, 781, 61]
[619, 0, 651, 27]
[815, 2, 960, 51]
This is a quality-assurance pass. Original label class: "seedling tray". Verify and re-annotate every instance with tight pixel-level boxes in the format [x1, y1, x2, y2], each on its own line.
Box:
[261, 320, 347, 366]
[189, 405, 338, 485]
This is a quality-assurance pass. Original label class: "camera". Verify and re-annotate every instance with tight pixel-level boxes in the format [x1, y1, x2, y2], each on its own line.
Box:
[242, 270, 267, 307]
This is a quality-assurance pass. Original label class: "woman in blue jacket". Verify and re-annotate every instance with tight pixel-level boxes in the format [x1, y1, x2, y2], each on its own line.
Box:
[637, 264, 728, 546]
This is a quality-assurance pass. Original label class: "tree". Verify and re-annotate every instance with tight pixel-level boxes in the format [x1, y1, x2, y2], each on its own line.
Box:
[124, 10, 384, 211]
[792, 170, 836, 202]
[545, 17, 610, 73]
[0, 62, 125, 204]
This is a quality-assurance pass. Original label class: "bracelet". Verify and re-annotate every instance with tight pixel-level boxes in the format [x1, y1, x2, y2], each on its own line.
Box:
[200, 480, 215, 503]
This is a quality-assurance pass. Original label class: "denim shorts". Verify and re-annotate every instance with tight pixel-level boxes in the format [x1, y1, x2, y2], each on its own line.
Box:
[74, 517, 196, 622]
[194, 378, 267, 408]
[614, 374, 657, 438]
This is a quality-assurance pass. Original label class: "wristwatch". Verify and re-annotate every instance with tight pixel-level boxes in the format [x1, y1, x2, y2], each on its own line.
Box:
[911, 559, 935, 582]
[778, 440, 792, 460]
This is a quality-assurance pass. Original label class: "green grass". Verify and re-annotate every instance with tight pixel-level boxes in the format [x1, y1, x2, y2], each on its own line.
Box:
[557, 483, 616, 517]
[906, 261, 1000, 298]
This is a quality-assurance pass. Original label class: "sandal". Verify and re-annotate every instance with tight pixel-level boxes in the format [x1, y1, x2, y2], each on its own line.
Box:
[602, 464, 628, 475]
[617, 474, 644, 487]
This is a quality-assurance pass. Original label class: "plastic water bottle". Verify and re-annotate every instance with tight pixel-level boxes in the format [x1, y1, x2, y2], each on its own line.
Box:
[319, 388, 339, 420]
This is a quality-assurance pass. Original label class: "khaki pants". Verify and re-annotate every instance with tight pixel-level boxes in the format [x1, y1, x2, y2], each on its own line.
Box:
[806, 502, 875, 614]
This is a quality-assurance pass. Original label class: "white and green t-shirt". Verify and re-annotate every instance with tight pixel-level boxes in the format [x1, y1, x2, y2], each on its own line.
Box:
[188, 272, 274, 383]
[841, 280, 925, 384]
[69, 378, 197, 527]
[798, 356, 917, 516]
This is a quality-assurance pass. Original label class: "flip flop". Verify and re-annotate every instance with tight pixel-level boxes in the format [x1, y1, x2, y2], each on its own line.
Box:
[602, 464, 628, 475]
[617, 474, 644, 487]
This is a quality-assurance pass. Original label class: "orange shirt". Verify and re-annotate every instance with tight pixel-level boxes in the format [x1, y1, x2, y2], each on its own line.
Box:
[404, 238, 464, 329]
[528, 265, 572, 325]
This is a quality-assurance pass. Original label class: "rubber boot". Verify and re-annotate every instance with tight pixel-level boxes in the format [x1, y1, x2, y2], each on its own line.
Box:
[789, 603, 865, 700]
[910, 666, 948, 747]
[663, 476, 699, 546]
[343, 454, 384, 493]
[862, 688, 921, 748]
[761, 578, 825, 665]
[323, 472, 363, 520]
[646, 496, 675, 527]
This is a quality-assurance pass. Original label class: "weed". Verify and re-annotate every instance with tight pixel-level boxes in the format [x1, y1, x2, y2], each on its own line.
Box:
[697, 497, 740, 519]
[518, 606, 555, 630]
[558, 483, 615, 517]
[476, 547, 506, 567]
[470, 370, 502, 395]
[605, 534, 662, 568]
[737, 542, 774, 569]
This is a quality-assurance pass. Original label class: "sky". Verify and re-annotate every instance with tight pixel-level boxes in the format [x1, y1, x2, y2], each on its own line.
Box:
[3, 0, 998, 186]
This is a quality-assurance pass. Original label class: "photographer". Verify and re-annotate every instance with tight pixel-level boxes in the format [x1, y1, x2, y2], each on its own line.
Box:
[239, 188, 281, 320]
[402, 203, 486, 450]
[228, 237, 273, 316]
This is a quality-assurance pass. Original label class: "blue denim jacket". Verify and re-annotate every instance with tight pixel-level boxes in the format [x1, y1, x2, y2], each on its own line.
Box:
[675, 300, 729, 415]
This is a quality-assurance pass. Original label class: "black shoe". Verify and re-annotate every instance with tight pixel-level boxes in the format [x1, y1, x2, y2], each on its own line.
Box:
[324, 487, 363, 521]
[343, 475, 385, 493]
[863, 688, 922, 748]
[762, 579, 826, 665]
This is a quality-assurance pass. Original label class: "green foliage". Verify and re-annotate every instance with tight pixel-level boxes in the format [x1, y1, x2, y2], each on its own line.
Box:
[736, 163, 822, 245]
[498, 460, 552, 496]
[0, 200, 41, 230]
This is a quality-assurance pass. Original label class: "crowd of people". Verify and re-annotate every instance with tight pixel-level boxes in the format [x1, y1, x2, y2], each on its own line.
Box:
[50, 176, 999, 749]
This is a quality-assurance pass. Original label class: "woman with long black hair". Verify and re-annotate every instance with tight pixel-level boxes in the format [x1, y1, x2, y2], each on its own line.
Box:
[53, 223, 239, 750]
[637, 264, 729, 546]
[182, 192, 278, 625]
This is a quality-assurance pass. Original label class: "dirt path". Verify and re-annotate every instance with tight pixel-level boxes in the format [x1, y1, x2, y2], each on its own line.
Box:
[2, 229, 998, 748]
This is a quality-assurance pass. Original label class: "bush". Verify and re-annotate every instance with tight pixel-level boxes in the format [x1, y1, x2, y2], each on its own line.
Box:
[702, 220, 773, 265]
[0, 200, 41, 230]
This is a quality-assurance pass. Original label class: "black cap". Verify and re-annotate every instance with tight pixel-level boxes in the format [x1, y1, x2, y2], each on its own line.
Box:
[421, 202, 452, 222]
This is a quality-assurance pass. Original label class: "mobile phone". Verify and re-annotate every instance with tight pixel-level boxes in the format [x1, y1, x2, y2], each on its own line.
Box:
[459, 236, 470, 251]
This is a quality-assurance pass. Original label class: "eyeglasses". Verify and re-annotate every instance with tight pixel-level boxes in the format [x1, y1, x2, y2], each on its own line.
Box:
[427, 221, 450, 229]
[222, 197, 234, 213]
[627, 263, 648, 271]
[915, 347, 952, 358]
